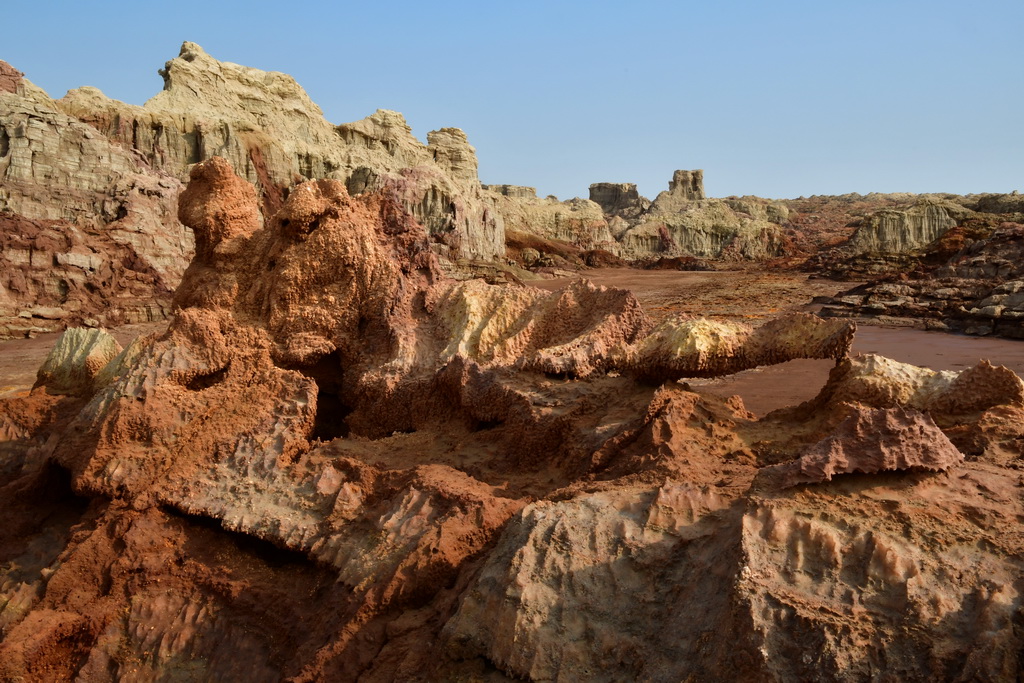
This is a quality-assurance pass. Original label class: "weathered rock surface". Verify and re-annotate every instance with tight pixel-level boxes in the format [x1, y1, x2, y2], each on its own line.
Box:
[846, 197, 968, 255]
[820, 222, 1024, 338]
[588, 182, 651, 219]
[1, 44, 516, 339]
[613, 170, 792, 261]
[483, 187, 613, 254]
[1, 124, 1023, 683]
[2, 101, 1024, 683]
[762, 406, 964, 487]
[33, 328, 122, 396]
[0, 61, 23, 94]
[667, 168, 706, 200]
[58, 42, 504, 263]
[814, 353, 1024, 417]
[0, 65, 191, 338]
[495, 169, 798, 265]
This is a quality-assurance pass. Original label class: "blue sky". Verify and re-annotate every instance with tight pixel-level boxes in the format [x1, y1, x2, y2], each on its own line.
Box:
[5, 0, 1022, 200]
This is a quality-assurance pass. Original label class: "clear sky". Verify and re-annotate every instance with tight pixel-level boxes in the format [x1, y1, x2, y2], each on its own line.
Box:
[5, 0, 1022, 200]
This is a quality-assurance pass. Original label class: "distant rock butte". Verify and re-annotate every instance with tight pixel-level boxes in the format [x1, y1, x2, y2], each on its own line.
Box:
[668, 169, 706, 200]
[588, 182, 651, 218]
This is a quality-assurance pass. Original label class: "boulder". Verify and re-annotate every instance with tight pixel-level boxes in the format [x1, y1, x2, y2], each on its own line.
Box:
[33, 327, 122, 395]
[762, 406, 964, 487]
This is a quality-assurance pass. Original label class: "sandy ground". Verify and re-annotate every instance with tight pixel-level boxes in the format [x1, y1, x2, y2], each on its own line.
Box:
[4, 269, 1024, 414]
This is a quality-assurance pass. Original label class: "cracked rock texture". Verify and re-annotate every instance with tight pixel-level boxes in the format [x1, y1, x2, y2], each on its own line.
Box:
[820, 222, 1024, 339]
[57, 42, 504, 264]
[0, 60, 190, 338]
[0, 44, 511, 338]
[761, 406, 964, 487]
[1, 160, 1022, 680]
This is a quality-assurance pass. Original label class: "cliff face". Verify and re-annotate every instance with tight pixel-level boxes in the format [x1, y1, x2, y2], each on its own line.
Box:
[57, 42, 504, 263]
[0, 61, 191, 338]
[846, 198, 967, 255]
[0, 44, 511, 338]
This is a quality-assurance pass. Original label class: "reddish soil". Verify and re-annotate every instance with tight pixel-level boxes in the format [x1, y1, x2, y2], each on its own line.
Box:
[532, 268, 857, 323]
[2, 160, 1023, 681]
[0, 322, 166, 398]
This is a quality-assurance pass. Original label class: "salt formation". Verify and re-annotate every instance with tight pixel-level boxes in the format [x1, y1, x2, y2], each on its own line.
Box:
[1, 159, 1022, 680]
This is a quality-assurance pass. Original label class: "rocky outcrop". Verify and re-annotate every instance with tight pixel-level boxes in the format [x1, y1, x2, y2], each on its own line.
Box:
[482, 184, 538, 200]
[763, 406, 963, 487]
[810, 353, 1024, 417]
[579, 170, 793, 261]
[819, 222, 1024, 338]
[622, 314, 853, 381]
[3, 93, 1024, 683]
[846, 197, 968, 255]
[0, 66, 191, 338]
[493, 169, 796, 264]
[667, 168, 705, 200]
[33, 328, 122, 396]
[0, 43, 516, 337]
[57, 42, 504, 264]
[0, 61, 22, 94]
[588, 182, 651, 219]
[485, 187, 615, 253]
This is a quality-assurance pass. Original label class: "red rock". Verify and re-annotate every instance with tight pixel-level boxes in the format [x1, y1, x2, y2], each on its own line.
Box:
[0, 61, 22, 93]
[766, 406, 964, 487]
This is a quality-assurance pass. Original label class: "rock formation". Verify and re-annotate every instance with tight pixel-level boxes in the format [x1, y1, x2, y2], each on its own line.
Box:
[484, 188, 613, 255]
[575, 170, 795, 262]
[33, 328, 122, 396]
[588, 182, 651, 219]
[58, 42, 504, 263]
[1, 44, 519, 338]
[846, 197, 967, 255]
[819, 221, 1024, 338]
[762, 406, 964, 487]
[1, 160, 1022, 680]
[667, 168, 706, 200]
[0, 60, 190, 338]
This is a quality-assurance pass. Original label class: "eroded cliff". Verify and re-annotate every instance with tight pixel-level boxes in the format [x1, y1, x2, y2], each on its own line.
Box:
[0, 44, 514, 339]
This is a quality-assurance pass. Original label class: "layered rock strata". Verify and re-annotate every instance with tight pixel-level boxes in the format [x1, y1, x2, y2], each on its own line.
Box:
[1, 159, 1023, 680]
[819, 222, 1024, 338]
[57, 42, 504, 263]
[0, 61, 191, 338]
[1, 44, 514, 338]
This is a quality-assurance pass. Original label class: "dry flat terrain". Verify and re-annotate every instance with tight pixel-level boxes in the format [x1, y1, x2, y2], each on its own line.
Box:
[533, 268, 853, 322]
